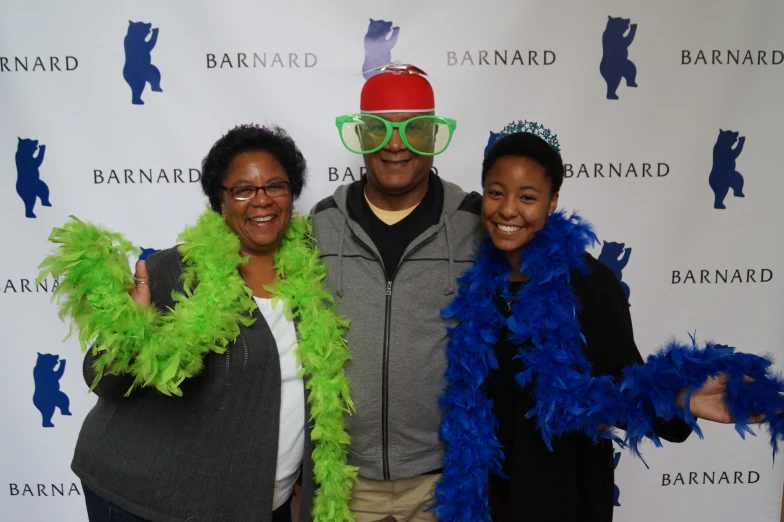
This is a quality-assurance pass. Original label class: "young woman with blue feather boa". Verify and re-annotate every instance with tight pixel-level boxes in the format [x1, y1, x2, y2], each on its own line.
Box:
[433, 131, 784, 522]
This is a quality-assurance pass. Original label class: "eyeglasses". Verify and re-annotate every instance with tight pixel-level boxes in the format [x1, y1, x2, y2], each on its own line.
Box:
[335, 114, 457, 156]
[221, 181, 291, 201]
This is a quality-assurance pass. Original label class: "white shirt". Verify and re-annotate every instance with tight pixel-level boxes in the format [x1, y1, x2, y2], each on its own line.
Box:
[253, 296, 305, 510]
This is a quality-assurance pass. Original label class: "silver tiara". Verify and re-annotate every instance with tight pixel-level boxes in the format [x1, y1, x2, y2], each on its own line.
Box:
[495, 120, 561, 154]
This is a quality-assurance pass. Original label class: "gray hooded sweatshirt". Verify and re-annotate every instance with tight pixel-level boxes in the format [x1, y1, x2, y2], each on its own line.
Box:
[310, 174, 484, 481]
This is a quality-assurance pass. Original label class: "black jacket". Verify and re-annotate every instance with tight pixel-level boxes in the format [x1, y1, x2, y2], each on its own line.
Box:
[486, 253, 692, 522]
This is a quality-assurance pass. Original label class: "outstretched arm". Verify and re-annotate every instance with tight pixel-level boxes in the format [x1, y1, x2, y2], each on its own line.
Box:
[732, 136, 746, 158]
[54, 358, 66, 379]
[618, 247, 632, 269]
[624, 24, 637, 45]
[579, 266, 692, 443]
[388, 26, 400, 45]
[146, 28, 159, 50]
[34, 144, 46, 167]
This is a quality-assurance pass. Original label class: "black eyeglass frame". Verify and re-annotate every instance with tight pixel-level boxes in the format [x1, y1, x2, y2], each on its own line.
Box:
[220, 181, 292, 201]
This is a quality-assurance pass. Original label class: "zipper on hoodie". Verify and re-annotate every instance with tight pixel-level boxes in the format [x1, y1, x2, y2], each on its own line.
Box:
[381, 279, 392, 479]
[380, 231, 439, 480]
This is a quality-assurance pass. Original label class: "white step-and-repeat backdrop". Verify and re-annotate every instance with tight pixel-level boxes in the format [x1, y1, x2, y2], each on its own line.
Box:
[2, 1, 782, 521]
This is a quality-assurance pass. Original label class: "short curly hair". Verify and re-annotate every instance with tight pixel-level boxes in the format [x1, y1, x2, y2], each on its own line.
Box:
[482, 132, 564, 194]
[200, 124, 307, 212]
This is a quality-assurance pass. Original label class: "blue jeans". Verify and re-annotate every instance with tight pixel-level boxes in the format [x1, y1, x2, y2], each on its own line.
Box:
[82, 483, 292, 521]
[83, 484, 151, 522]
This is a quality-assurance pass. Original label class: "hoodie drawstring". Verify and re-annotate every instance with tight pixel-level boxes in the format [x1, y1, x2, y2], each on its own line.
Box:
[336, 218, 347, 297]
[443, 213, 455, 295]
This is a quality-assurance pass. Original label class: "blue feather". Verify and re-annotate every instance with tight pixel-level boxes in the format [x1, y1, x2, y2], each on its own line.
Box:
[434, 210, 784, 521]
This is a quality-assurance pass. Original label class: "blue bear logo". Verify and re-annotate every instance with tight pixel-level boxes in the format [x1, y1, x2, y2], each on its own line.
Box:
[598, 241, 631, 305]
[484, 131, 500, 157]
[613, 451, 621, 506]
[709, 129, 745, 209]
[600, 16, 638, 100]
[123, 20, 163, 105]
[362, 18, 399, 79]
[15, 137, 51, 219]
[33, 353, 71, 428]
[139, 246, 160, 261]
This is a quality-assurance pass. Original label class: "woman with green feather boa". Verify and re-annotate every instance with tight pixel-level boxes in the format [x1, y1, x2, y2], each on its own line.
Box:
[38, 124, 357, 522]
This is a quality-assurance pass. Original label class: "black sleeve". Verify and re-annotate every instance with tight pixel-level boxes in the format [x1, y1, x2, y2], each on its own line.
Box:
[576, 257, 692, 444]
[81, 248, 182, 398]
[82, 347, 134, 397]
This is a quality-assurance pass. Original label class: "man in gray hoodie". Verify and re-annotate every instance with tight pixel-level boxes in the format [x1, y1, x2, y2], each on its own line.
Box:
[310, 64, 484, 521]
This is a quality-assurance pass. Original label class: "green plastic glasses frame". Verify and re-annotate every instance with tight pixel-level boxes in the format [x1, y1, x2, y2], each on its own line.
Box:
[335, 114, 457, 156]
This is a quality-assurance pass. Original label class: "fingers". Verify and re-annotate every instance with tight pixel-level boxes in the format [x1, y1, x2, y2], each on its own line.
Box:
[134, 260, 149, 286]
[748, 414, 766, 424]
[700, 373, 729, 389]
[715, 372, 730, 385]
[130, 260, 152, 308]
[742, 375, 756, 384]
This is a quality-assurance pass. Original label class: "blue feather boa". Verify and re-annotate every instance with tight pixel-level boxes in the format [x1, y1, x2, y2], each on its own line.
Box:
[434, 210, 784, 522]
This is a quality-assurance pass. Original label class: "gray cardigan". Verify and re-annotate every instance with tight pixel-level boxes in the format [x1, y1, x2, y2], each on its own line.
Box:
[71, 247, 315, 522]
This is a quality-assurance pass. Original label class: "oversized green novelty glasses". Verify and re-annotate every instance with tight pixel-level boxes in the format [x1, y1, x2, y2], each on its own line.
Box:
[336, 114, 457, 156]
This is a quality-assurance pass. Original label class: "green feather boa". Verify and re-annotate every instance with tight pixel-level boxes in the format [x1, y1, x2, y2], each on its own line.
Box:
[37, 208, 358, 521]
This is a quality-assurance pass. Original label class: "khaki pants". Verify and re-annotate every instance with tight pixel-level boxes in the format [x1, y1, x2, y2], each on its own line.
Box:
[349, 473, 440, 522]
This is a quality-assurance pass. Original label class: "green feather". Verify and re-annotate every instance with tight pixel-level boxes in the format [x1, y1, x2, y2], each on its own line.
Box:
[270, 214, 357, 521]
[38, 207, 357, 520]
